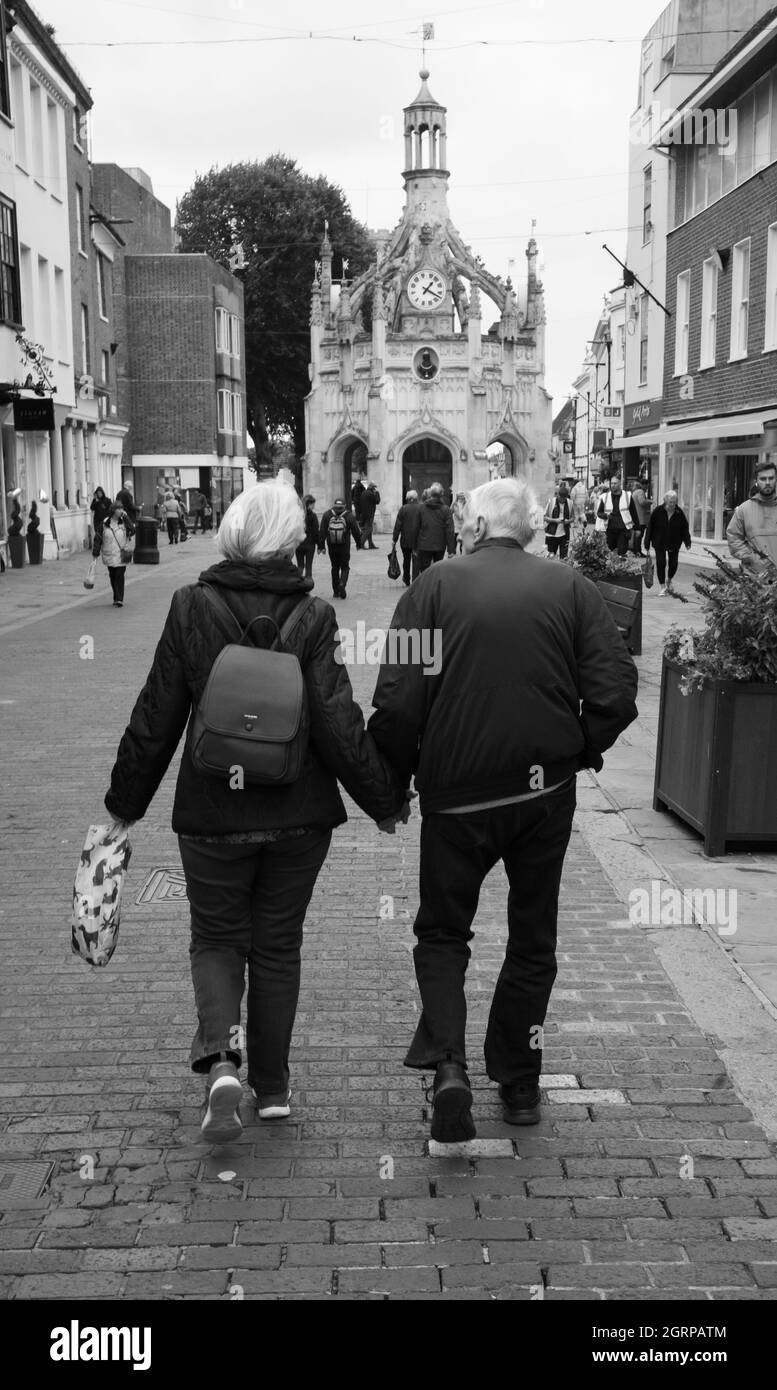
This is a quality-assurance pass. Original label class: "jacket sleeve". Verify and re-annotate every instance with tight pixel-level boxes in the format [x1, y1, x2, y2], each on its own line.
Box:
[629, 497, 641, 528]
[681, 510, 691, 548]
[726, 506, 752, 562]
[444, 508, 455, 554]
[349, 513, 362, 546]
[407, 507, 421, 549]
[572, 576, 639, 770]
[310, 514, 320, 546]
[392, 508, 402, 543]
[104, 591, 192, 822]
[304, 605, 404, 820]
[368, 586, 437, 790]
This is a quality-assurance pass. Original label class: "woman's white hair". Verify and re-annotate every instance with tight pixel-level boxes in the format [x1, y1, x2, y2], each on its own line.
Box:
[663, 490, 678, 504]
[462, 476, 538, 547]
[217, 481, 306, 562]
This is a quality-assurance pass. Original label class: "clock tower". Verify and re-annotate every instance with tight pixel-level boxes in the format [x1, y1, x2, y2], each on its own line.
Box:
[303, 71, 553, 519]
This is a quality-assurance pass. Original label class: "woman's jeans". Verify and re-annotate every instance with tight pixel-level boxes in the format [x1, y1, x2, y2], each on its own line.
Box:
[166, 518, 179, 544]
[108, 566, 126, 602]
[179, 830, 332, 1093]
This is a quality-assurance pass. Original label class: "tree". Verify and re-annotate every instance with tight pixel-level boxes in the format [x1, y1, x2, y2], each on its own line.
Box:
[175, 156, 374, 466]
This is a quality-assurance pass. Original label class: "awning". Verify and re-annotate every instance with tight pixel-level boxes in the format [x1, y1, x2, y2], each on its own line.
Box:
[612, 408, 777, 450]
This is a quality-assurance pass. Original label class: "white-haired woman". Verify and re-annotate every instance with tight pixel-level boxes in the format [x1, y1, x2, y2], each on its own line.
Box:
[103, 482, 407, 1142]
[643, 491, 691, 595]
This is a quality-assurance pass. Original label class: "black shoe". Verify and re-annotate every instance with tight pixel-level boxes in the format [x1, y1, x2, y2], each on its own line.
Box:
[339, 589, 347, 599]
[499, 1082, 541, 1126]
[429, 1061, 476, 1143]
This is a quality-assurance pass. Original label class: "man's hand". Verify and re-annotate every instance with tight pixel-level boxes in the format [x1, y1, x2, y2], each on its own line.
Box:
[105, 815, 132, 839]
[377, 798, 412, 833]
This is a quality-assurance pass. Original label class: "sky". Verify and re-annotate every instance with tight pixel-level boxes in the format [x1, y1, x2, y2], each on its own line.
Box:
[53, 0, 666, 409]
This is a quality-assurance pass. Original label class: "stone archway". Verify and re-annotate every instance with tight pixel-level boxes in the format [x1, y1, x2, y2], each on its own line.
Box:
[401, 438, 453, 503]
[487, 431, 528, 477]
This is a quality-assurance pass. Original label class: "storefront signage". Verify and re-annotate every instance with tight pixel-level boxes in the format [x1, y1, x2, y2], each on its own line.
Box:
[13, 397, 55, 432]
[624, 399, 662, 433]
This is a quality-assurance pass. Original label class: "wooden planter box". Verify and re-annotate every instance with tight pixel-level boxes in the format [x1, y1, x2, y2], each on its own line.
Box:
[596, 571, 643, 656]
[654, 657, 777, 856]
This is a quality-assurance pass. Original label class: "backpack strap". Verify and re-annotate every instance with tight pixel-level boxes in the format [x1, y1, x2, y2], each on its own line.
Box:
[199, 584, 312, 650]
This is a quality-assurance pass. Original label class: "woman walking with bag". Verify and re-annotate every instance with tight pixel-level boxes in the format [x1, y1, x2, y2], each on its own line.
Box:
[644, 491, 691, 596]
[101, 504, 132, 607]
[102, 482, 409, 1143]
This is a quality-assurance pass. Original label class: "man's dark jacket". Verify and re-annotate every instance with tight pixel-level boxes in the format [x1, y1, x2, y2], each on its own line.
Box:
[368, 539, 638, 813]
[393, 501, 421, 548]
[409, 496, 456, 554]
[644, 504, 691, 551]
[105, 558, 402, 834]
[351, 481, 366, 510]
[319, 508, 362, 553]
[358, 486, 380, 525]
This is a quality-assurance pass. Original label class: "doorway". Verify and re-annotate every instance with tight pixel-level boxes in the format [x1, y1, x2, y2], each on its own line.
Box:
[402, 438, 453, 503]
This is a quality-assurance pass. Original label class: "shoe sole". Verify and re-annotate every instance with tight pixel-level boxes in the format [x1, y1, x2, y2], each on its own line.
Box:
[201, 1075, 243, 1143]
[502, 1102, 541, 1127]
[431, 1083, 476, 1143]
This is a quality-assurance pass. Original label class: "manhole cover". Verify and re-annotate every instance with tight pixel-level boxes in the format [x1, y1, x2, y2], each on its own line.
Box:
[0, 1161, 54, 1202]
[136, 867, 188, 905]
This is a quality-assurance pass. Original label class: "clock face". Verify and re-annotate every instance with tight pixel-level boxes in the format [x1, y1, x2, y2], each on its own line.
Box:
[407, 270, 446, 310]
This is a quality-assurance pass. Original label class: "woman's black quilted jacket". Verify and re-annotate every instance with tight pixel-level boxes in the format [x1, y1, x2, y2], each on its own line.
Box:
[104, 557, 404, 833]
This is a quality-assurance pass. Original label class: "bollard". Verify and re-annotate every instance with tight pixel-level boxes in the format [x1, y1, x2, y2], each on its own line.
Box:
[133, 516, 160, 565]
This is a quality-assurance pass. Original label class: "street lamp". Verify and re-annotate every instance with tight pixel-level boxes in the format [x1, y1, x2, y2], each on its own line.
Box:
[603, 327, 612, 405]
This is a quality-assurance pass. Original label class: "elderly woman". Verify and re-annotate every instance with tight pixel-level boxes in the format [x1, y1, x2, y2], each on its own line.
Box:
[644, 490, 691, 595]
[103, 482, 407, 1142]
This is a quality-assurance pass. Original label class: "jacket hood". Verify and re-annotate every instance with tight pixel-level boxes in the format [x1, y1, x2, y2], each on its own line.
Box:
[198, 557, 314, 594]
[425, 497, 444, 510]
[751, 492, 777, 507]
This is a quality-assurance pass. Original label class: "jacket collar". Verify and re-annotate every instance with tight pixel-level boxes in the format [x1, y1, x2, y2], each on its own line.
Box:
[198, 557, 314, 594]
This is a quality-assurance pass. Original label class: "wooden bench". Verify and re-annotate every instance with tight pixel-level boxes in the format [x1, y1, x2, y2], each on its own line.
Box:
[597, 580, 642, 653]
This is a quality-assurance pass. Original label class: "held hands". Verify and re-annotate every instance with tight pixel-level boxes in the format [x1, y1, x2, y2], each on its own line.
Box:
[377, 790, 416, 834]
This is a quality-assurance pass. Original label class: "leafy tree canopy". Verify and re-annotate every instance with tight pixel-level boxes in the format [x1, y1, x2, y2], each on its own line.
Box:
[175, 156, 374, 464]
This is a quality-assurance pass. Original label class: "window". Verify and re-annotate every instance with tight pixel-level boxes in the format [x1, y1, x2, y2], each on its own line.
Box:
[54, 266, 67, 358]
[753, 75, 771, 174]
[677, 68, 777, 226]
[661, 45, 675, 78]
[30, 80, 43, 183]
[217, 388, 230, 431]
[675, 270, 691, 374]
[80, 303, 89, 374]
[765, 223, 777, 351]
[736, 90, 755, 185]
[37, 256, 50, 345]
[229, 313, 240, 357]
[217, 389, 242, 433]
[47, 100, 60, 194]
[75, 184, 86, 254]
[0, 3, 10, 120]
[639, 293, 649, 385]
[642, 165, 652, 242]
[73, 105, 87, 149]
[215, 306, 229, 352]
[730, 239, 751, 360]
[96, 254, 108, 319]
[0, 197, 21, 324]
[101, 349, 110, 385]
[617, 323, 625, 363]
[638, 40, 653, 109]
[232, 391, 242, 434]
[699, 259, 718, 369]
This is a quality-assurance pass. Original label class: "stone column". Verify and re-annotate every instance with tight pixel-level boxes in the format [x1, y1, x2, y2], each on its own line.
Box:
[74, 424, 87, 505]
[62, 424, 76, 507]
[86, 424, 99, 498]
[50, 422, 65, 509]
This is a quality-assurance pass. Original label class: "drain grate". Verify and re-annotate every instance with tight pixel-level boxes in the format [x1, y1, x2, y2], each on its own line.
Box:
[0, 1161, 54, 1202]
[135, 867, 188, 905]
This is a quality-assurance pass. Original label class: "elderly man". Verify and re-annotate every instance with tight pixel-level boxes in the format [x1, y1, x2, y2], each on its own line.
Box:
[369, 478, 638, 1142]
[392, 489, 421, 585]
[409, 481, 456, 572]
[726, 460, 777, 571]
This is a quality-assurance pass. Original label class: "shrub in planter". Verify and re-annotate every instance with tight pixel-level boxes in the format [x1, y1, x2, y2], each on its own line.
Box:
[26, 501, 43, 564]
[7, 499, 25, 568]
[655, 552, 777, 855]
[566, 529, 648, 655]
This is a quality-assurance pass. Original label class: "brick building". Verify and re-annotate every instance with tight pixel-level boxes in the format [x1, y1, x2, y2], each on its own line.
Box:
[91, 165, 247, 523]
[655, 9, 777, 545]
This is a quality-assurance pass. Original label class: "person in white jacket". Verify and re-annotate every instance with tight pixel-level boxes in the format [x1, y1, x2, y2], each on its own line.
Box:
[101, 505, 131, 607]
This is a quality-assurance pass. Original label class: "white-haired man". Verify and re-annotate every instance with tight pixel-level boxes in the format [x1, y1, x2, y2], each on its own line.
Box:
[369, 477, 638, 1142]
[392, 489, 421, 585]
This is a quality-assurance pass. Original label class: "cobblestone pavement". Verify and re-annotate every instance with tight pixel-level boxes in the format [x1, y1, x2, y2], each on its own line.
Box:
[1, 536, 776, 1301]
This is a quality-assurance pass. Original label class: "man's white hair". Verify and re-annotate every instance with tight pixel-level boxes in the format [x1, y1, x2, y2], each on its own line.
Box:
[463, 477, 537, 546]
[406, 490, 418, 501]
[217, 481, 305, 561]
[663, 490, 678, 504]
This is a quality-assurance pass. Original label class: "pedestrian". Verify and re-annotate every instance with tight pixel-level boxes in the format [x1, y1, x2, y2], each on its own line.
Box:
[368, 477, 638, 1142]
[318, 495, 362, 599]
[174, 490, 189, 543]
[409, 481, 455, 573]
[543, 480, 572, 559]
[90, 487, 112, 558]
[569, 477, 588, 536]
[296, 494, 319, 580]
[115, 481, 137, 534]
[644, 491, 691, 596]
[102, 481, 408, 1143]
[595, 475, 640, 556]
[726, 459, 777, 572]
[163, 491, 181, 545]
[392, 490, 421, 585]
[358, 481, 381, 549]
[191, 492, 206, 534]
[101, 503, 131, 607]
[452, 492, 468, 554]
[630, 477, 652, 554]
[202, 498, 214, 531]
[351, 476, 366, 513]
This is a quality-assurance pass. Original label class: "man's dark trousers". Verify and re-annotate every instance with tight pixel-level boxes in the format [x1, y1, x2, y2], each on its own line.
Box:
[400, 544, 417, 583]
[605, 525, 630, 556]
[416, 549, 444, 573]
[404, 781, 576, 1083]
[328, 545, 350, 596]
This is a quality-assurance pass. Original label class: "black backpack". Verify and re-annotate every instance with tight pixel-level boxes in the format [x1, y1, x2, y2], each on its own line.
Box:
[327, 511, 348, 545]
[190, 585, 313, 785]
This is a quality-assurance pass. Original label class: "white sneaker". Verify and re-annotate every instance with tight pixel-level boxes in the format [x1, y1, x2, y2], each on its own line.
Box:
[251, 1087, 291, 1120]
[659, 585, 667, 596]
[201, 1062, 243, 1143]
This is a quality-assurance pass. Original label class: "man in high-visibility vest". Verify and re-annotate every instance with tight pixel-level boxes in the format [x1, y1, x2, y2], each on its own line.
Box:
[596, 475, 641, 556]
